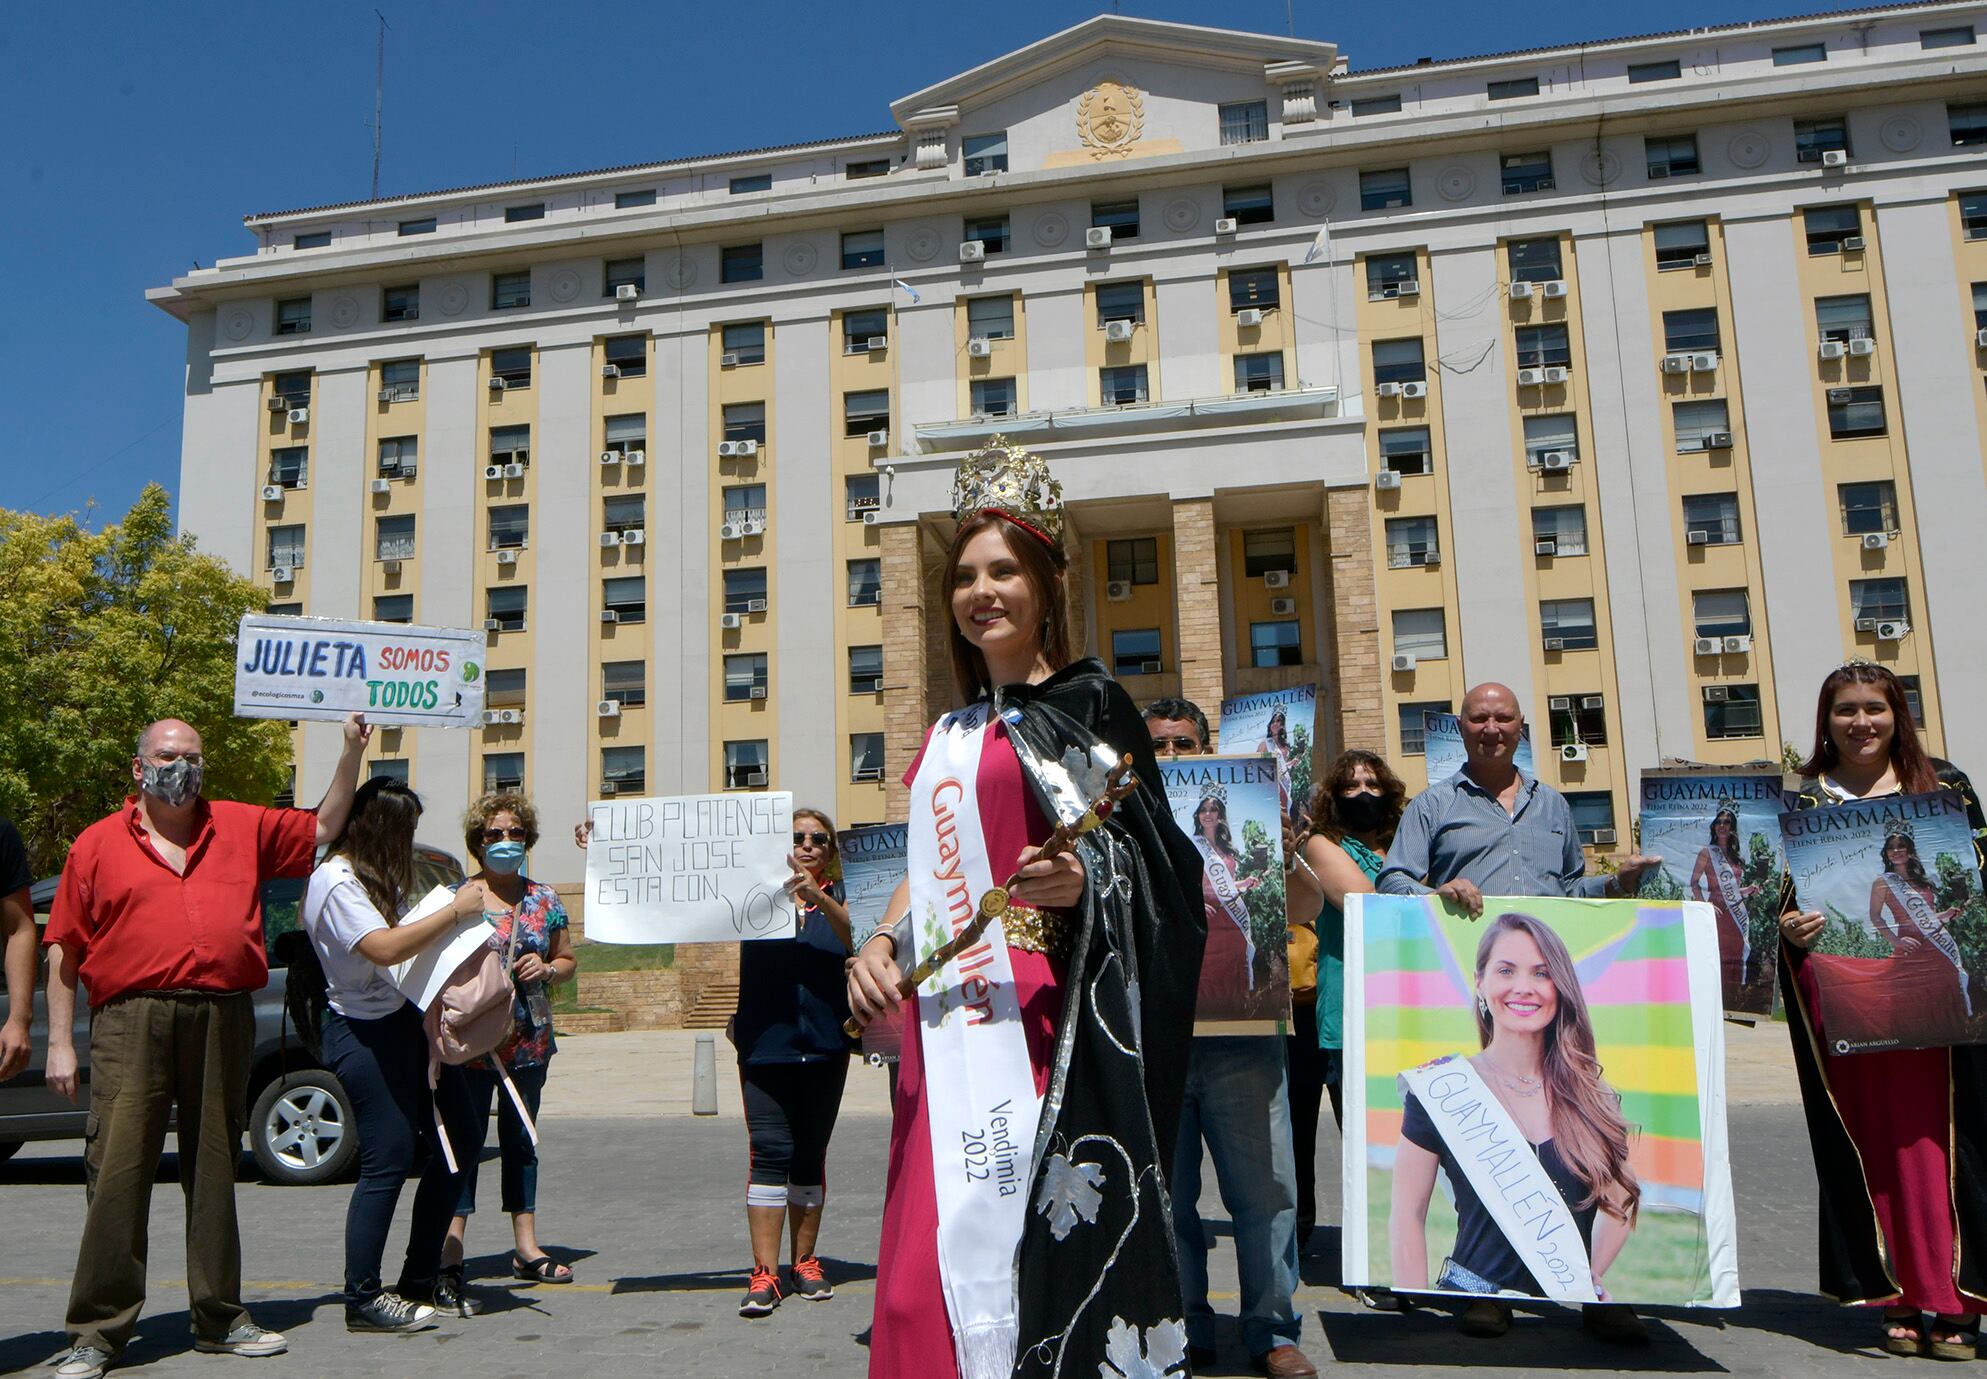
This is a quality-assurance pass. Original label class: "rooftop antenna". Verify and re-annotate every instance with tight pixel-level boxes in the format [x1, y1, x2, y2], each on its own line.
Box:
[1287, 0, 1295, 35]
[370, 10, 389, 199]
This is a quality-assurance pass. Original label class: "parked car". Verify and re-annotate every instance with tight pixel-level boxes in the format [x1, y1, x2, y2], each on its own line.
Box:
[0, 844, 465, 1185]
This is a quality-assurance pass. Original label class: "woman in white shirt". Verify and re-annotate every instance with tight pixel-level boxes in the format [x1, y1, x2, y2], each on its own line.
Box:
[301, 777, 490, 1334]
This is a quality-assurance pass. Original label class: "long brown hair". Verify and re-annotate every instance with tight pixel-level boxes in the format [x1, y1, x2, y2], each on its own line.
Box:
[943, 511, 1072, 700]
[1708, 808, 1741, 868]
[1306, 750, 1407, 846]
[1474, 912, 1641, 1224]
[1798, 662, 1936, 792]
[325, 776, 423, 922]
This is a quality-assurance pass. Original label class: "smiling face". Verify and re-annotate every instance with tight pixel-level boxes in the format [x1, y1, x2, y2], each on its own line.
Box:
[1478, 928, 1559, 1036]
[1460, 684, 1525, 768]
[949, 522, 1044, 670]
[1713, 814, 1736, 846]
[1196, 797, 1223, 839]
[1885, 834, 1912, 869]
[1828, 684, 1895, 772]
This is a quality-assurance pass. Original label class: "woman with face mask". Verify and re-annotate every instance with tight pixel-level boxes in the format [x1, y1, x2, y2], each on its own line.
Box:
[438, 793, 579, 1294]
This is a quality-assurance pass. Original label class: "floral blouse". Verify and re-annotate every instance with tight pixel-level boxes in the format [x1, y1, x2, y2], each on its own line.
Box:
[476, 878, 568, 1070]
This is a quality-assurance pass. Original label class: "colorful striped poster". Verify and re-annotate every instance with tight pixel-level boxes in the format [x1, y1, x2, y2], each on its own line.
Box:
[1342, 894, 1738, 1307]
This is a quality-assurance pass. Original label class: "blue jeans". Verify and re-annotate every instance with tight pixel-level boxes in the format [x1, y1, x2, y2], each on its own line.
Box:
[454, 1060, 548, 1217]
[1170, 1035, 1301, 1356]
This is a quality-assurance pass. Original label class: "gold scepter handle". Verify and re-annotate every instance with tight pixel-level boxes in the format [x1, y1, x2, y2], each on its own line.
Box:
[843, 754, 1136, 1039]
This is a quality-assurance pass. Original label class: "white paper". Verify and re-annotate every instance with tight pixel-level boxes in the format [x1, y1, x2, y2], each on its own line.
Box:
[387, 886, 494, 1009]
[233, 612, 488, 726]
[583, 792, 798, 944]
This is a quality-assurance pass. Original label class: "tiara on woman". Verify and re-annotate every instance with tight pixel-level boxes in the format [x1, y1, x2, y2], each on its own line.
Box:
[1714, 795, 1735, 814]
[1199, 781, 1229, 805]
[1886, 820, 1916, 840]
[950, 436, 1064, 548]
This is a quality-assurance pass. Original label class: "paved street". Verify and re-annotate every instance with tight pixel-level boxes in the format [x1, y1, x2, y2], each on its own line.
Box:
[0, 1024, 1939, 1378]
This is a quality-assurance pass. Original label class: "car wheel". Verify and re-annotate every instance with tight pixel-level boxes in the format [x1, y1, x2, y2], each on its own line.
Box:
[250, 1069, 356, 1186]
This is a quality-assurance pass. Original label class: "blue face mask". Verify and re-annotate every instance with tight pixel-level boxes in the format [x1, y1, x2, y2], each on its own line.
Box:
[484, 840, 526, 875]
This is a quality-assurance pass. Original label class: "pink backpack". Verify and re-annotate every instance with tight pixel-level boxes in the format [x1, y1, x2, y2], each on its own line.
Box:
[425, 914, 539, 1173]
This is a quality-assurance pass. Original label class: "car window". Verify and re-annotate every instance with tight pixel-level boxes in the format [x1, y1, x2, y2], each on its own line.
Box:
[411, 847, 466, 907]
[261, 877, 306, 966]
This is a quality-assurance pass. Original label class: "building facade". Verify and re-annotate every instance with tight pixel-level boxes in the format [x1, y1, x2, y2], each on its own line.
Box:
[152, 6, 1987, 884]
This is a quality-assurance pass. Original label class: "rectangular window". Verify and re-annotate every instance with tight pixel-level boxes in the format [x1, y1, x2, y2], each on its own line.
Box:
[1950, 103, 1987, 147]
[1549, 697, 1608, 748]
[1392, 607, 1448, 660]
[1360, 167, 1411, 211]
[1110, 628, 1164, 676]
[1095, 282, 1146, 325]
[1234, 353, 1285, 393]
[379, 358, 420, 401]
[970, 377, 1018, 417]
[483, 753, 525, 794]
[1398, 700, 1448, 756]
[721, 485, 765, 528]
[1850, 577, 1910, 625]
[1365, 253, 1418, 297]
[846, 159, 890, 180]
[488, 505, 530, 550]
[721, 321, 766, 365]
[1925, 24, 1976, 48]
[1682, 491, 1742, 545]
[723, 401, 767, 444]
[604, 414, 647, 452]
[1566, 792, 1616, 844]
[1379, 426, 1433, 475]
[1100, 365, 1149, 405]
[370, 759, 410, 785]
[724, 653, 769, 702]
[491, 271, 531, 310]
[1250, 621, 1303, 668]
[1693, 588, 1753, 639]
[1804, 205, 1863, 255]
[842, 308, 889, 354]
[272, 370, 312, 408]
[1386, 515, 1440, 568]
[504, 203, 544, 223]
[1516, 324, 1572, 369]
[964, 214, 1010, 256]
[602, 576, 645, 624]
[604, 257, 645, 296]
[603, 333, 647, 378]
[491, 346, 532, 389]
[602, 745, 646, 795]
[1816, 294, 1874, 343]
[1628, 59, 1682, 83]
[604, 494, 647, 533]
[724, 740, 769, 790]
[841, 230, 885, 270]
[399, 217, 435, 236]
[1242, 528, 1297, 577]
[375, 514, 416, 562]
[1654, 219, 1711, 270]
[1673, 399, 1731, 452]
[844, 475, 880, 521]
[1501, 151, 1554, 196]
[1646, 133, 1700, 178]
[1840, 480, 1899, 535]
[1107, 538, 1160, 586]
[1091, 199, 1140, 240]
[1532, 505, 1588, 556]
[1794, 117, 1851, 163]
[1223, 184, 1275, 225]
[616, 189, 657, 208]
[1523, 413, 1579, 467]
[962, 132, 1008, 175]
[1827, 385, 1887, 439]
[1899, 675, 1927, 729]
[485, 668, 527, 707]
[729, 174, 772, 195]
[382, 284, 419, 322]
[1962, 192, 1987, 241]
[967, 295, 1016, 340]
[268, 524, 306, 569]
[275, 297, 312, 335]
[722, 567, 768, 613]
[849, 645, 884, 695]
[1219, 100, 1270, 145]
[1352, 94, 1401, 117]
[1974, 282, 1987, 327]
[1507, 237, 1562, 283]
[602, 660, 646, 707]
[847, 558, 883, 607]
[1704, 685, 1764, 741]
[269, 446, 309, 488]
[1540, 598, 1598, 651]
[487, 586, 527, 632]
[721, 243, 764, 283]
[1372, 338, 1426, 384]
[1230, 267, 1282, 311]
[1773, 43, 1827, 65]
[373, 594, 413, 624]
[489, 424, 531, 461]
[293, 230, 331, 250]
[844, 389, 891, 436]
[851, 733, 886, 783]
[1663, 307, 1721, 355]
[1488, 76, 1540, 100]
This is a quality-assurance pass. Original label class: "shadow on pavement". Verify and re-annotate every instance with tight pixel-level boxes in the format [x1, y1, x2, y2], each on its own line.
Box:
[0, 1298, 343, 1375]
[1315, 1303, 1723, 1371]
[1717, 1288, 1889, 1360]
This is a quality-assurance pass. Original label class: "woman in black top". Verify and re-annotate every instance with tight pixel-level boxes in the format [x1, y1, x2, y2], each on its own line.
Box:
[734, 807, 853, 1317]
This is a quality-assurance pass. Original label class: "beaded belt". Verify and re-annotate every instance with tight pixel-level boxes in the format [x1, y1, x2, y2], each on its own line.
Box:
[999, 903, 1073, 961]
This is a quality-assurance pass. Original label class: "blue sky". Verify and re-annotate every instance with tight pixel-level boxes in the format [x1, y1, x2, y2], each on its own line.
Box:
[1, 0, 1801, 526]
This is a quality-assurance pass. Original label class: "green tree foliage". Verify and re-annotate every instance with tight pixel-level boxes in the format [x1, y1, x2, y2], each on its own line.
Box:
[0, 486, 292, 874]
[1287, 723, 1314, 815]
[1237, 817, 1286, 948]
[1742, 831, 1784, 955]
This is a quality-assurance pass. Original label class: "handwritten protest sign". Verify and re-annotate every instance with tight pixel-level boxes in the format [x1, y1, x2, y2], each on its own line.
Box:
[584, 792, 797, 944]
[234, 613, 486, 727]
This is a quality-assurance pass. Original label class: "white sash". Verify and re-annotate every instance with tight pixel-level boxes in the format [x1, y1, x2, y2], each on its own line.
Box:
[1706, 853, 1750, 968]
[1398, 1056, 1599, 1303]
[908, 705, 1044, 1379]
[1883, 873, 1971, 1016]
[1195, 837, 1257, 977]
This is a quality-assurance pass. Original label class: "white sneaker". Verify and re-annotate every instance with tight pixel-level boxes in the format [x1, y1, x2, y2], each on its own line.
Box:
[53, 1346, 110, 1379]
[193, 1323, 288, 1357]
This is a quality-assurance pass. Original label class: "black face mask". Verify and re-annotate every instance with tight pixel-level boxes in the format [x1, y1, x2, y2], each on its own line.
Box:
[1337, 791, 1387, 833]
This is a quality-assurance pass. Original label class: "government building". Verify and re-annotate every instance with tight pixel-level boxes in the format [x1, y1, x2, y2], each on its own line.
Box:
[152, 5, 1987, 885]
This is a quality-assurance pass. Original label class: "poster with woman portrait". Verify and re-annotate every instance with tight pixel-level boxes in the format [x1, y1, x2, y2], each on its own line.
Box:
[1158, 754, 1291, 1029]
[1780, 791, 1987, 1054]
[1218, 685, 1317, 824]
[1342, 894, 1739, 1308]
[1637, 770, 1789, 1018]
[839, 822, 908, 1063]
[1421, 711, 1535, 786]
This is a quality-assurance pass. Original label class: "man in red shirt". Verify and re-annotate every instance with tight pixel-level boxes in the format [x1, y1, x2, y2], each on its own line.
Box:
[44, 713, 371, 1379]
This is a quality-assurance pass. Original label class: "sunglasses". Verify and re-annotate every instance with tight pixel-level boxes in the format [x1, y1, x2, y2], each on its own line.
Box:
[793, 831, 831, 847]
[1151, 737, 1202, 754]
[481, 826, 529, 843]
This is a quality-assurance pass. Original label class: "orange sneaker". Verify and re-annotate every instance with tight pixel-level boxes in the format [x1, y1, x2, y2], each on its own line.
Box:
[790, 1255, 834, 1302]
[739, 1265, 782, 1317]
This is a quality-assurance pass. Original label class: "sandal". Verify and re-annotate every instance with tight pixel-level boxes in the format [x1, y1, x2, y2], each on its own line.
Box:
[1882, 1307, 1926, 1358]
[511, 1253, 575, 1284]
[1928, 1313, 1978, 1362]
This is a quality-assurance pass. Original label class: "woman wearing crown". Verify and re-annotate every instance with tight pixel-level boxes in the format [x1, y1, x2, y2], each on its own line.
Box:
[1868, 821, 1974, 1037]
[845, 440, 1205, 1379]
[1687, 801, 1759, 995]
[1191, 782, 1278, 1019]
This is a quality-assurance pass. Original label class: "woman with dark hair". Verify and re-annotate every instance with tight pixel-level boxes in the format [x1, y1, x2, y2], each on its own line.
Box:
[1868, 825, 1972, 1034]
[1688, 805, 1759, 994]
[1390, 912, 1640, 1302]
[1257, 707, 1297, 817]
[1779, 661, 1987, 1359]
[846, 439, 1204, 1379]
[300, 778, 488, 1333]
[734, 806, 854, 1317]
[1192, 785, 1268, 1016]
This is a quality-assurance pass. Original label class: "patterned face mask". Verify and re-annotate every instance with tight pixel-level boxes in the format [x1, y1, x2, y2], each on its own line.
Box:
[139, 757, 204, 807]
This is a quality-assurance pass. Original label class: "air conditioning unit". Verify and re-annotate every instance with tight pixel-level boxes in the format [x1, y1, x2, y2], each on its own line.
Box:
[867, 429, 889, 447]
[287, 407, 310, 425]
[1104, 319, 1135, 343]
[1842, 235, 1867, 251]
[863, 511, 881, 525]
[1394, 279, 1421, 297]
[1375, 470, 1403, 491]
[1264, 569, 1292, 590]
[1723, 634, 1753, 653]
[1509, 281, 1536, 300]
[1689, 352, 1718, 373]
[967, 336, 992, 357]
[376, 388, 394, 403]
[1818, 339, 1847, 361]
[1862, 531, 1891, 550]
[1401, 381, 1428, 398]
[1106, 580, 1133, 602]
[1214, 217, 1239, 235]
[1693, 637, 1722, 655]
[369, 478, 392, 494]
[1391, 653, 1418, 672]
[499, 709, 523, 725]
[720, 351, 742, 368]
[1876, 619, 1910, 641]
[599, 610, 620, 624]
[483, 618, 502, 632]
[720, 613, 742, 630]
[1704, 684, 1730, 701]
[1376, 382, 1404, 397]
[482, 710, 502, 725]
[1705, 431, 1733, 449]
[1542, 280, 1569, 299]
[1582, 695, 1605, 710]
[747, 598, 767, 613]
[599, 451, 620, 466]
[266, 395, 287, 412]
[622, 529, 646, 546]
[854, 766, 885, 782]
[1517, 367, 1546, 387]
[597, 700, 621, 718]
[1686, 529, 1711, 545]
[717, 439, 759, 458]
[381, 559, 402, 574]
[625, 449, 646, 466]
[1543, 637, 1565, 651]
[1661, 353, 1691, 374]
[1535, 539, 1558, 556]
[260, 485, 283, 501]
[1591, 828, 1619, 846]
[1821, 149, 1849, 168]
[1549, 695, 1572, 710]
[483, 465, 504, 480]
[860, 335, 886, 353]
[1693, 252, 1714, 267]
[1976, 328, 1987, 348]
[1561, 742, 1589, 763]
[739, 518, 764, 537]
[492, 549, 521, 569]
[502, 462, 526, 479]
[749, 685, 768, 700]
[1542, 366, 1570, 384]
[271, 565, 294, 584]
[1828, 388, 1855, 405]
[1236, 308, 1264, 328]
[1540, 452, 1574, 473]
[1270, 596, 1297, 615]
[959, 240, 986, 262]
[744, 770, 769, 787]
[1847, 337, 1875, 358]
[1137, 659, 1163, 674]
[616, 283, 640, 302]
[488, 377, 507, 392]
[1855, 616, 1880, 631]
[599, 532, 621, 548]
[719, 521, 741, 541]
[1086, 226, 1113, 249]
[598, 780, 619, 797]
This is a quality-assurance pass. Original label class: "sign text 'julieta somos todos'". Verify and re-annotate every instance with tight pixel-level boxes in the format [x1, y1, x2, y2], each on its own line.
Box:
[584, 792, 798, 945]
[234, 613, 487, 726]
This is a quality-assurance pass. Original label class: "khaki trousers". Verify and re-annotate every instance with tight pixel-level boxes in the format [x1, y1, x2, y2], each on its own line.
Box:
[66, 991, 254, 1356]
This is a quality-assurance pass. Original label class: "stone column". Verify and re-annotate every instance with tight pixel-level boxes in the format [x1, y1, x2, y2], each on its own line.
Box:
[881, 521, 929, 820]
[1170, 497, 1226, 730]
[1325, 487, 1384, 755]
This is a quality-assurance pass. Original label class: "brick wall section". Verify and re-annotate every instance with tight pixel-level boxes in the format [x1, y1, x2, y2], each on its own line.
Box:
[1171, 497, 1227, 731]
[673, 940, 739, 1017]
[881, 520, 928, 821]
[575, 969, 684, 1029]
[1325, 487, 1384, 757]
